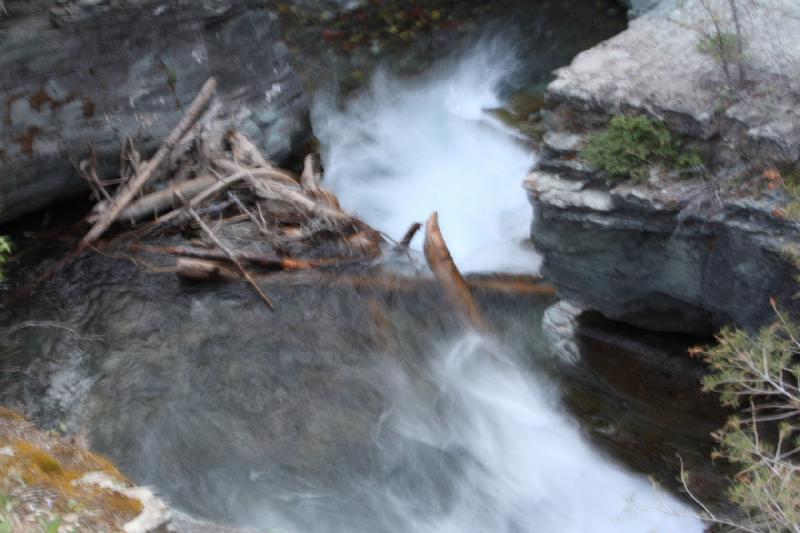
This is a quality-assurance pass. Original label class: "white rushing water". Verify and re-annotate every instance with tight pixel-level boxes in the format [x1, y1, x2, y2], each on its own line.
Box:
[374, 334, 703, 533]
[285, 40, 705, 533]
[314, 38, 540, 273]
[252, 334, 703, 533]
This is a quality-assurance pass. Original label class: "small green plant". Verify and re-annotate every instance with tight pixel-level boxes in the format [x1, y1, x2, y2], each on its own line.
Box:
[0, 236, 10, 280]
[38, 516, 62, 533]
[582, 115, 704, 183]
[0, 495, 14, 533]
[696, 0, 747, 87]
[786, 175, 800, 218]
[684, 305, 800, 531]
[697, 32, 742, 65]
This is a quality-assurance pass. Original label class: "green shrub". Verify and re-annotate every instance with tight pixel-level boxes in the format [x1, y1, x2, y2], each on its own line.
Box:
[582, 115, 704, 183]
[0, 236, 9, 280]
[691, 308, 800, 531]
[782, 169, 800, 220]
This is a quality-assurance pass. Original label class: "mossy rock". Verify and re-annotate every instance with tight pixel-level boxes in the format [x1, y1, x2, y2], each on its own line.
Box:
[582, 115, 705, 183]
[0, 408, 149, 531]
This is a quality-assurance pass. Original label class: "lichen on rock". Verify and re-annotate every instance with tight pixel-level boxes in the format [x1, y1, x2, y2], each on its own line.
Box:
[0, 406, 169, 533]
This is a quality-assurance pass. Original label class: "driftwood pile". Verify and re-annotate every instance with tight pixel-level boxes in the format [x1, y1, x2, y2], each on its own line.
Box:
[74, 78, 551, 325]
[77, 78, 387, 310]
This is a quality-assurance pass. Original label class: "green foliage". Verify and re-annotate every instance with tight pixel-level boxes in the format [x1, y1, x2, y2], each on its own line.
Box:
[698, 311, 800, 531]
[0, 236, 10, 280]
[38, 516, 62, 533]
[582, 115, 704, 183]
[782, 169, 800, 220]
[0, 495, 13, 533]
[697, 31, 742, 66]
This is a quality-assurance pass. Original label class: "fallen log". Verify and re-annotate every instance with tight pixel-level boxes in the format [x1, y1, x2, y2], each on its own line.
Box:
[134, 244, 313, 269]
[175, 257, 237, 281]
[329, 273, 557, 296]
[92, 175, 218, 224]
[423, 212, 490, 333]
[81, 78, 218, 247]
[174, 263, 556, 297]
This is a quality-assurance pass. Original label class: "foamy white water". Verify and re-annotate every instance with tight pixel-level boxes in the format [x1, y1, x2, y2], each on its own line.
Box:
[251, 335, 703, 533]
[313, 39, 540, 273]
[295, 40, 705, 533]
[375, 334, 703, 533]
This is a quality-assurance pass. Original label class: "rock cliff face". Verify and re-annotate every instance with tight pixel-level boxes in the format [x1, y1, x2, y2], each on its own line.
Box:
[0, 0, 310, 222]
[530, 0, 800, 335]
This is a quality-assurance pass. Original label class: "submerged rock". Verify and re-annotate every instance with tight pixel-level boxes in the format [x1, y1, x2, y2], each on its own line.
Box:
[0, 0, 309, 222]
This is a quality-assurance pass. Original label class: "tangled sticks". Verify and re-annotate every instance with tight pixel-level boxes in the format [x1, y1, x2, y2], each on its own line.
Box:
[76, 79, 547, 325]
[77, 78, 383, 309]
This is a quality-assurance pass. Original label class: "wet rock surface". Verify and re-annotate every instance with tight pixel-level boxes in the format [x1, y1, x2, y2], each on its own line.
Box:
[0, 0, 309, 222]
[555, 311, 732, 511]
[528, 168, 800, 334]
[275, 0, 627, 98]
[529, 0, 800, 335]
[0, 241, 555, 527]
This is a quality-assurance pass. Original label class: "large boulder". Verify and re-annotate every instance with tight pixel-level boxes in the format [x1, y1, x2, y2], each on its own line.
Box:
[0, 0, 310, 222]
[528, 168, 800, 335]
[530, 0, 800, 335]
[547, 0, 800, 161]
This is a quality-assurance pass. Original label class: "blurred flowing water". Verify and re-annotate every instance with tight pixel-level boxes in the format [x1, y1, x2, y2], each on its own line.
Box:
[315, 38, 539, 272]
[0, 3, 715, 532]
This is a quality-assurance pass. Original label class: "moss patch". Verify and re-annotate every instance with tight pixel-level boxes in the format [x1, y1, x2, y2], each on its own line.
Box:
[0, 407, 147, 531]
[781, 168, 800, 219]
[582, 115, 704, 183]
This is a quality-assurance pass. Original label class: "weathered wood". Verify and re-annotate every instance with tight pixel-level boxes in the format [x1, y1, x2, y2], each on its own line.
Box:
[424, 212, 490, 333]
[175, 257, 235, 281]
[175, 191, 276, 310]
[153, 170, 251, 225]
[133, 244, 316, 270]
[99, 175, 218, 224]
[300, 153, 340, 209]
[81, 78, 218, 246]
[399, 222, 422, 248]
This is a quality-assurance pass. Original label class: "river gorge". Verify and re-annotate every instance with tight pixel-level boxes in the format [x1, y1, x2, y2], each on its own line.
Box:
[2, 0, 798, 531]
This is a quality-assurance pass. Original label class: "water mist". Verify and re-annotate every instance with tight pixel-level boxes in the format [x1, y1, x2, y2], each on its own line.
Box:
[313, 38, 540, 273]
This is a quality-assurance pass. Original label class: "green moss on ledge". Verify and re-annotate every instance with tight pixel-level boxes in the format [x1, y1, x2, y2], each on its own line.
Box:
[582, 115, 704, 183]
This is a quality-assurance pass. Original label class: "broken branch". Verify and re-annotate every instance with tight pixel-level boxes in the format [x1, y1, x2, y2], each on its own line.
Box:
[424, 212, 490, 333]
[81, 78, 218, 247]
[175, 191, 276, 310]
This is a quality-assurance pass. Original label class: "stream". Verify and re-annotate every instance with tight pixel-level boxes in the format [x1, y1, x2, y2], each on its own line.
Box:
[0, 3, 716, 532]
